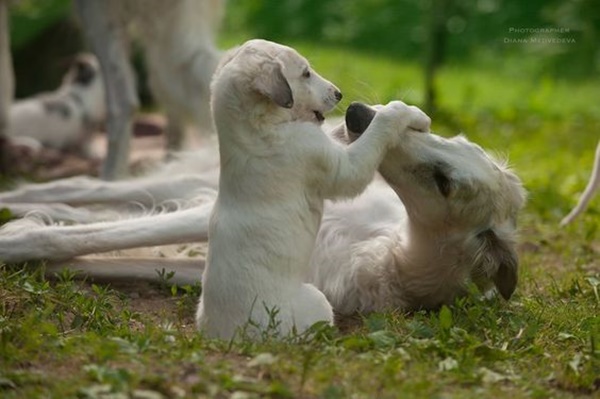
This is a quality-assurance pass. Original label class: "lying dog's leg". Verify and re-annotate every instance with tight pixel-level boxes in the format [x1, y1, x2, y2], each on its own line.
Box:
[0, 176, 103, 203]
[0, 204, 212, 263]
[74, 0, 138, 180]
[45, 257, 202, 286]
[0, 0, 13, 173]
[0, 175, 215, 206]
[0, 202, 106, 223]
[561, 141, 600, 225]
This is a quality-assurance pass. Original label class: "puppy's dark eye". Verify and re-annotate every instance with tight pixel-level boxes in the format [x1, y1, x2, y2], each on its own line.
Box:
[302, 69, 311, 78]
[433, 166, 452, 197]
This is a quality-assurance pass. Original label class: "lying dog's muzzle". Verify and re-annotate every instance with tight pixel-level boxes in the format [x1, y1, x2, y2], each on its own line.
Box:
[345, 102, 377, 136]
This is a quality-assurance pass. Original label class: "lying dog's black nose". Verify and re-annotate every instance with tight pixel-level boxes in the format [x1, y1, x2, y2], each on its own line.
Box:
[335, 90, 343, 102]
[345, 102, 376, 136]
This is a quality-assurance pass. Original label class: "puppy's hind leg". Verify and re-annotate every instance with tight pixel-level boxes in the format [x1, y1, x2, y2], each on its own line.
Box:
[561, 141, 600, 226]
[290, 283, 334, 335]
[74, 0, 138, 180]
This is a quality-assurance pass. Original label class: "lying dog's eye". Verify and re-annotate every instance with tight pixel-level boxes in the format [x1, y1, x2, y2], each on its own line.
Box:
[302, 69, 311, 78]
[433, 166, 452, 197]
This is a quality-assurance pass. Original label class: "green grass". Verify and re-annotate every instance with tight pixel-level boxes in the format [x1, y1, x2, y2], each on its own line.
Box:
[1, 38, 599, 398]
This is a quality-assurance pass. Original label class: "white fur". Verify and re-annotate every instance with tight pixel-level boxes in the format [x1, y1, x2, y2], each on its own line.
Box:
[7, 54, 105, 156]
[0, 113, 525, 317]
[560, 141, 600, 225]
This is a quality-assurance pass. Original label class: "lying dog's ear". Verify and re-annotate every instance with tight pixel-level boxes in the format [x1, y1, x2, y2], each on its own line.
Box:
[475, 228, 519, 300]
[253, 61, 294, 109]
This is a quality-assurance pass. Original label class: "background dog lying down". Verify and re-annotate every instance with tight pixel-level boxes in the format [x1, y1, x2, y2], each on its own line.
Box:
[7, 54, 106, 158]
[0, 102, 526, 326]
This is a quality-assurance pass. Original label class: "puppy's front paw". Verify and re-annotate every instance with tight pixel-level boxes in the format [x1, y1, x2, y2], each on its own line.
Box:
[406, 105, 431, 133]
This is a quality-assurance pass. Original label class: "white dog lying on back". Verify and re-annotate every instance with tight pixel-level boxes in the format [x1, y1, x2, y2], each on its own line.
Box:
[198, 39, 431, 339]
[7, 54, 105, 157]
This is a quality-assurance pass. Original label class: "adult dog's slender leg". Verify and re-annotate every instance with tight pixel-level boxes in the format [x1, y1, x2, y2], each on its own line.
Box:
[561, 141, 600, 226]
[74, 0, 138, 180]
[0, 204, 213, 263]
[165, 113, 185, 159]
[0, 0, 13, 174]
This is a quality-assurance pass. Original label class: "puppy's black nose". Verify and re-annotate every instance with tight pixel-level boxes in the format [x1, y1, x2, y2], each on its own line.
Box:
[345, 102, 376, 136]
[334, 90, 343, 102]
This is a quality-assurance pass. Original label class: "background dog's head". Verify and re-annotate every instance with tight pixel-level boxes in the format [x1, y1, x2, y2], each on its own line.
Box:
[344, 102, 527, 301]
[211, 39, 342, 130]
[62, 54, 102, 88]
[59, 53, 106, 125]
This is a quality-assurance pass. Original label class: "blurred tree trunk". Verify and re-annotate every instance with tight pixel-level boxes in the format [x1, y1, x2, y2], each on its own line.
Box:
[0, 0, 14, 175]
[424, 0, 450, 115]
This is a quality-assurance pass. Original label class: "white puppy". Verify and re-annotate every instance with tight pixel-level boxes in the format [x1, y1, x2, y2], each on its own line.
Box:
[7, 54, 105, 157]
[197, 39, 431, 339]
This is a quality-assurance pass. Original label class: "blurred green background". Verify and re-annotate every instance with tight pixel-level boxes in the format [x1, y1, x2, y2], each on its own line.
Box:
[7, 0, 600, 226]
[9, 0, 600, 96]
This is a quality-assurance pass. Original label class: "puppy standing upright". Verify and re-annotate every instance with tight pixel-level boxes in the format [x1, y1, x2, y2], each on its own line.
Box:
[197, 39, 431, 339]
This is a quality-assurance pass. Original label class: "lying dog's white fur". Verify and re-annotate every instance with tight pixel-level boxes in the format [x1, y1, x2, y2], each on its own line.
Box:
[0, 103, 525, 321]
[317, 103, 525, 312]
[560, 141, 600, 226]
[7, 54, 105, 157]
[197, 39, 431, 339]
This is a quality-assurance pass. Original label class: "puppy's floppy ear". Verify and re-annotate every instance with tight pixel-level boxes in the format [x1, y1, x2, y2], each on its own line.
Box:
[253, 61, 294, 109]
[476, 228, 519, 300]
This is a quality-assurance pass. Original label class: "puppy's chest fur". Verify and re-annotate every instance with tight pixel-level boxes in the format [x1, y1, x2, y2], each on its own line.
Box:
[219, 148, 325, 231]
[210, 129, 328, 276]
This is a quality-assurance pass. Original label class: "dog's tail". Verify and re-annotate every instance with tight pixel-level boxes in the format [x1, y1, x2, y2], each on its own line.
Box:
[561, 141, 600, 226]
